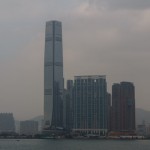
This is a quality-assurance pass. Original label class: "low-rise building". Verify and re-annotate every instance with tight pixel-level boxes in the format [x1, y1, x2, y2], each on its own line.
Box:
[20, 120, 38, 136]
[0, 113, 15, 133]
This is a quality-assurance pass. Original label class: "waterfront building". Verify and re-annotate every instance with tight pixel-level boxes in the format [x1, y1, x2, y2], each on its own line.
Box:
[111, 83, 121, 131]
[106, 93, 111, 132]
[43, 20, 64, 130]
[63, 80, 73, 130]
[136, 121, 150, 136]
[72, 75, 108, 136]
[112, 82, 135, 132]
[20, 120, 38, 136]
[0, 113, 15, 133]
[137, 124, 146, 136]
[145, 124, 150, 136]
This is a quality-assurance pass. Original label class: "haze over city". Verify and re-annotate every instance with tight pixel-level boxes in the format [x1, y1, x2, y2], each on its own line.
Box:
[0, 0, 150, 120]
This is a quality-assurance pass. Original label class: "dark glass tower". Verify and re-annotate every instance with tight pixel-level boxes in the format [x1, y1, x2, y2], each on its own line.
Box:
[112, 82, 135, 132]
[44, 21, 63, 130]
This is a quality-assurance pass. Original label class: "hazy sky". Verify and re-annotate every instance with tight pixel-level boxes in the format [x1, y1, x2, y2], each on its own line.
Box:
[0, 0, 150, 120]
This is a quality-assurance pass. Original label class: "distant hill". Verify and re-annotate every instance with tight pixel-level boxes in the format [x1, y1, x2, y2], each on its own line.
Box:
[136, 108, 150, 125]
[30, 115, 44, 122]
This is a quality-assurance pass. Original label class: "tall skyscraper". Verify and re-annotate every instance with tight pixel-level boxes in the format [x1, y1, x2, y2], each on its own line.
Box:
[73, 75, 108, 136]
[112, 82, 135, 132]
[44, 21, 64, 130]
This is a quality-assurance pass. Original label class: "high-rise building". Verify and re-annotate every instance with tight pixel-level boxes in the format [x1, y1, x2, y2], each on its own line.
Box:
[72, 75, 108, 136]
[44, 21, 64, 130]
[112, 82, 135, 132]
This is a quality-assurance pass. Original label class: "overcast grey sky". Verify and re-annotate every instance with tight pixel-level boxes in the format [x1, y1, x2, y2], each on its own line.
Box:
[0, 0, 150, 120]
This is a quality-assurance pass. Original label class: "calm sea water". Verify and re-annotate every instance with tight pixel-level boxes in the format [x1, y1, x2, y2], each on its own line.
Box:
[0, 139, 149, 150]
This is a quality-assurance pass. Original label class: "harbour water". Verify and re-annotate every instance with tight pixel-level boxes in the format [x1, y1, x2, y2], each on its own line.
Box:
[0, 139, 150, 150]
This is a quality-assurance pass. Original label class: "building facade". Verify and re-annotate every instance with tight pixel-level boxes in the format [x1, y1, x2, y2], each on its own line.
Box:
[20, 120, 38, 135]
[73, 75, 108, 136]
[44, 20, 64, 130]
[0, 113, 15, 133]
[111, 83, 121, 131]
[112, 82, 135, 132]
[63, 80, 73, 130]
[106, 93, 111, 132]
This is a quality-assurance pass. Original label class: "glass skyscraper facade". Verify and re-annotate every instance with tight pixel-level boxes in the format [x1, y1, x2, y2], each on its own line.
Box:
[112, 82, 135, 132]
[44, 21, 63, 130]
[73, 75, 108, 136]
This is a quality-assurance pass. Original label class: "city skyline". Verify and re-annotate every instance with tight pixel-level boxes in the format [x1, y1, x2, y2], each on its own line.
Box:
[0, 0, 150, 120]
